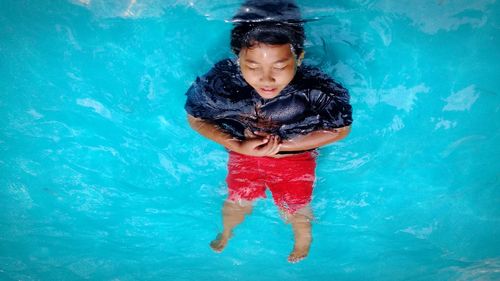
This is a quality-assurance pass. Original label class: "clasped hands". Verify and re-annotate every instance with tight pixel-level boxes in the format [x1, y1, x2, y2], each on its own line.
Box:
[231, 129, 281, 157]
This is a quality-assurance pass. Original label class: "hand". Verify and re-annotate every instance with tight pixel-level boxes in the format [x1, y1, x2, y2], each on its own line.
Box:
[244, 129, 272, 139]
[233, 135, 281, 157]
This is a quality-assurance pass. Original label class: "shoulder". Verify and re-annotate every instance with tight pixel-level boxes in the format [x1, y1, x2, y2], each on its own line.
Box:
[295, 64, 348, 97]
[200, 58, 239, 82]
[193, 58, 248, 98]
[213, 58, 238, 73]
[197, 59, 247, 92]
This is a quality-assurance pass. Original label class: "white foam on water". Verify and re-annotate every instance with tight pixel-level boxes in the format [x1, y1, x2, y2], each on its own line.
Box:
[443, 85, 480, 111]
[76, 98, 112, 119]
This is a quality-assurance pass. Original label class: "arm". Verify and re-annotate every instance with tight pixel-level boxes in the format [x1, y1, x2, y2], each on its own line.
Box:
[279, 126, 351, 152]
[187, 114, 281, 156]
[187, 114, 238, 150]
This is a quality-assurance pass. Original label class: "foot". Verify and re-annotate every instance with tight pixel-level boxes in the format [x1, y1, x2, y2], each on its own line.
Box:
[287, 232, 311, 263]
[287, 245, 310, 263]
[209, 233, 230, 253]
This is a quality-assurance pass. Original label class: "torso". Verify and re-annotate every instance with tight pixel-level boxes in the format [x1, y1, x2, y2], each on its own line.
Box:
[186, 58, 352, 141]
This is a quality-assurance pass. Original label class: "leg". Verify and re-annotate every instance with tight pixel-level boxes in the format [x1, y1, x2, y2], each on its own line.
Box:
[210, 200, 253, 253]
[265, 152, 317, 263]
[214, 152, 265, 252]
[287, 206, 313, 263]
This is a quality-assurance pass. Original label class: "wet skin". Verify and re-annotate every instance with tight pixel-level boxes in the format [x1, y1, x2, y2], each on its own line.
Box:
[238, 43, 303, 99]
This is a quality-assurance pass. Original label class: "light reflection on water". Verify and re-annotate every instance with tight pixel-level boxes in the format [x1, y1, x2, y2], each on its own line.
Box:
[1, 0, 499, 280]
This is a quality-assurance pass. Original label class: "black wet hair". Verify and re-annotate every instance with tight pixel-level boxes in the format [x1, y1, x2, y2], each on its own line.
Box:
[230, 0, 305, 57]
[231, 22, 305, 57]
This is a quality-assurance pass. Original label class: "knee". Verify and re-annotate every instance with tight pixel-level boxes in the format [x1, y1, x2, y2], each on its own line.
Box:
[224, 200, 253, 216]
[289, 206, 314, 223]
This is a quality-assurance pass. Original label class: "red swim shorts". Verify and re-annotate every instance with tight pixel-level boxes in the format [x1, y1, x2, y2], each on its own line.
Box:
[226, 151, 317, 214]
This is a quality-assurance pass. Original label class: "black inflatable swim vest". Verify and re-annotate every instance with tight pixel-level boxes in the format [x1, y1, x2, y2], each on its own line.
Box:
[185, 59, 352, 140]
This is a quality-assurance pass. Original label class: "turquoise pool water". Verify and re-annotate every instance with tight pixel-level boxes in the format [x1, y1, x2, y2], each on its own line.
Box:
[1, 0, 499, 280]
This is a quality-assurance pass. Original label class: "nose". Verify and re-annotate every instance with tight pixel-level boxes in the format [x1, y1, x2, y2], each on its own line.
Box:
[259, 69, 275, 83]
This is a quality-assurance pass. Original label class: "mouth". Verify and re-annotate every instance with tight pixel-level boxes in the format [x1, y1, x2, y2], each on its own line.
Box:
[259, 87, 278, 94]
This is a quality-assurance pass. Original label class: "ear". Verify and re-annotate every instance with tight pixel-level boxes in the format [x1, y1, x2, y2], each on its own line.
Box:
[297, 51, 305, 66]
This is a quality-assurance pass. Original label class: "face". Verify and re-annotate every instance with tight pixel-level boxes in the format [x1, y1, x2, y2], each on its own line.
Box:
[239, 43, 302, 99]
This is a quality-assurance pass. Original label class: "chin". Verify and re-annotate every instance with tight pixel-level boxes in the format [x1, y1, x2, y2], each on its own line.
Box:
[257, 91, 279, 99]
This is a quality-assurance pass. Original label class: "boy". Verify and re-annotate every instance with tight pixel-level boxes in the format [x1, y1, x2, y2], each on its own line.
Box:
[185, 0, 352, 263]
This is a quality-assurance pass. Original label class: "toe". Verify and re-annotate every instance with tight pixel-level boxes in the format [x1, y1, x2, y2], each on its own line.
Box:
[287, 249, 308, 263]
[209, 233, 228, 253]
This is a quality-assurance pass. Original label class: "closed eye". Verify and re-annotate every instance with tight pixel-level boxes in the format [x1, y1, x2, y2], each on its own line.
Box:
[273, 64, 288, 70]
[246, 65, 260, 71]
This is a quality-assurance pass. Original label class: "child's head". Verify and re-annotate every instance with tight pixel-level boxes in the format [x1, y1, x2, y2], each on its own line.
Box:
[230, 0, 306, 99]
[230, 22, 305, 59]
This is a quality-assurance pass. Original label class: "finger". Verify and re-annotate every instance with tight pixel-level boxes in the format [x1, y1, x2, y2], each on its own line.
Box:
[266, 137, 279, 156]
[263, 136, 280, 155]
[255, 136, 272, 153]
[274, 136, 281, 146]
[252, 137, 269, 149]
[270, 137, 282, 155]
[268, 142, 281, 156]
[244, 128, 256, 138]
[253, 131, 270, 137]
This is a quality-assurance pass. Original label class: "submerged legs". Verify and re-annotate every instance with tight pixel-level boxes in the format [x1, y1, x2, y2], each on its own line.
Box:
[287, 206, 313, 263]
[210, 200, 253, 253]
[210, 200, 313, 264]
